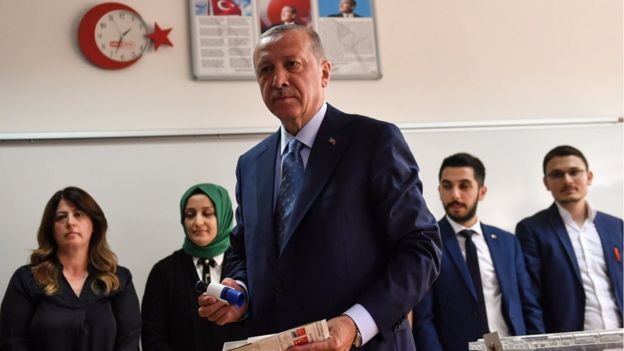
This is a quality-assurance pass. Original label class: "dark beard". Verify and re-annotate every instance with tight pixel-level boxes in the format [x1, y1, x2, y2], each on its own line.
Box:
[445, 201, 479, 224]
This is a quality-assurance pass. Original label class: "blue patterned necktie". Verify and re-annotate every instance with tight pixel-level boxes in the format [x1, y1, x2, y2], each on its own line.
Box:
[275, 138, 305, 250]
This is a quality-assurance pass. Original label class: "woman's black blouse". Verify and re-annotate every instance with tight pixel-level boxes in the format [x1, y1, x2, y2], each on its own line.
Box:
[0, 265, 141, 351]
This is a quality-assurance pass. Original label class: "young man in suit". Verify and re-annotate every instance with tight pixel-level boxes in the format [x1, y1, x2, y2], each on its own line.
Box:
[197, 24, 442, 351]
[412, 153, 544, 351]
[516, 145, 623, 332]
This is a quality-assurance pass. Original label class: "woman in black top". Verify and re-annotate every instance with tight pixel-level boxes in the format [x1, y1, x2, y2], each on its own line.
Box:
[0, 186, 141, 351]
[141, 183, 247, 351]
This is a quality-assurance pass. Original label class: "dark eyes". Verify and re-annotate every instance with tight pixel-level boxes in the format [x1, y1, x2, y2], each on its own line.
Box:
[184, 211, 215, 219]
[257, 61, 302, 76]
[55, 214, 67, 222]
[258, 65, 273, 75]
[547, 168, 586, 180]
[440, 182, 472, 190]
[287, 61, 302, 69]
[54, 211, 85, 222]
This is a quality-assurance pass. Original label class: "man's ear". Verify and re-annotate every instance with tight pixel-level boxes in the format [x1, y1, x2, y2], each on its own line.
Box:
[478, 185, 487, 201]
[543, 176, 551, 191]
[321, 60, 332, 87]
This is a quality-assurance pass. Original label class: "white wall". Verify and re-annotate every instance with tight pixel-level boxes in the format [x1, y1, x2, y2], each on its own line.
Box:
[1, 122, 622, 301]
[0, 0, 622, 307]
[0, 0, 622, 133]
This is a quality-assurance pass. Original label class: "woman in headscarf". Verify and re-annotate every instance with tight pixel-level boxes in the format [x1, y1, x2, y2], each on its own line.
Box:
[0, 186, 141, 351]
[141, 183, 247, 351]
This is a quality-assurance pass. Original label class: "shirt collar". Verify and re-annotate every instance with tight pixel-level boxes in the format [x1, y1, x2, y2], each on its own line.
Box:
[446, 215, 483, 236]
[555, 201, 596, 224]
[279, 102, 327, 155]
[192, 252, 225, 267]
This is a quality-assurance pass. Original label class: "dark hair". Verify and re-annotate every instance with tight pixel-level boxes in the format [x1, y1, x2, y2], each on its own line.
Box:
[31, 186, 119, 295]
[256, 24, 326, 61]
[542, 145, 589, 175]
[283, 5, 296, 14]
[439, 153, 486, 186]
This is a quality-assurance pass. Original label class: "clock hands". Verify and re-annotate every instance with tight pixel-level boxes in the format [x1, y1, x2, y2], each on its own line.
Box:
[115, 27, 133, 54]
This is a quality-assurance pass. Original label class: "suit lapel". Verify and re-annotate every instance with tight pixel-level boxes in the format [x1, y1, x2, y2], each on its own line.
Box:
[255, 131, 280, 264]
[482, 224, 508, 295]
[595, 212, 624, 313]
[439, 218, 478, 300]
[279, 105, 352, 254]
[547, 204, 582, 284]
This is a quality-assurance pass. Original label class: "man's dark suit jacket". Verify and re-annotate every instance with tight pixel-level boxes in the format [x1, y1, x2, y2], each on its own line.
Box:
[412, 217, 544, 351]
[516, 203, 623, 332]
[328, 12, 362, 17]
[141, 249, 247, 351]
[227, 104, 442, 350]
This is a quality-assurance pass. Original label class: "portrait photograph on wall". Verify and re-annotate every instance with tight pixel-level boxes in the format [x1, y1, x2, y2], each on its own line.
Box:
[257, 0, 312, 33]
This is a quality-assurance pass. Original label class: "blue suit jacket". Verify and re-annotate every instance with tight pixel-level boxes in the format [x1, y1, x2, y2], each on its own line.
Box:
[412, 217, 544, 351]
[227, 104, 442, 350]
[515, 203, 623, 332]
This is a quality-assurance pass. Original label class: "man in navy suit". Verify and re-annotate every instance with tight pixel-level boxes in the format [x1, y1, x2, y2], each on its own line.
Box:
[516, 145, 623, 332]
[412, 153, 544, 351]
[198, 25, 442, 351]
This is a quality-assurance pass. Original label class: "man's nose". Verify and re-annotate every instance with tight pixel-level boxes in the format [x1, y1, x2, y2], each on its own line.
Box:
[562, 172, 574, 183]
[272, 67, 289, 87]
[451, 187, 461, 199]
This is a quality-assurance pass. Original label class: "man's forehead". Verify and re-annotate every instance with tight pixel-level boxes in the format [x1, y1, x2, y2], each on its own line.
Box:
[255, 33, 310, 59]
[440, 167, 477, 181]
[546, 155, 585, 169]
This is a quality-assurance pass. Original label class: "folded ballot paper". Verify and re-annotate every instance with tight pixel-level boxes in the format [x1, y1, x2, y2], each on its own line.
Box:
[222, 319, 330, 351]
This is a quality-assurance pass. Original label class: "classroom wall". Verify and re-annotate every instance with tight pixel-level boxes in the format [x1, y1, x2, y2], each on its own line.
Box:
[0, 0, 622, 309]
[0, 0, 622, 134]
[1, 122, 622, 301]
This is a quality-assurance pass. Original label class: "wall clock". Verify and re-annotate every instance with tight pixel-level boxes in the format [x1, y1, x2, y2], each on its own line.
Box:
[78, 2, 172, 69]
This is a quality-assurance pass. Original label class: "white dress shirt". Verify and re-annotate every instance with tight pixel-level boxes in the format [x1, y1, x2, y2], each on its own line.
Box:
[447, 216, 510, 336]
[193, 252, 225, 283]
[556, 202, 621, 330]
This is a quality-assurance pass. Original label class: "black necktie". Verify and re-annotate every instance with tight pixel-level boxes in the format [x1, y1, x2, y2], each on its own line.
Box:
[458, 229, 489, 335]
[200, 258, 216, 283]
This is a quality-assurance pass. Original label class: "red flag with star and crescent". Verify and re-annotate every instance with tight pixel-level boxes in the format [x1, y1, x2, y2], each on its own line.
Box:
[210, 0, 242, 15]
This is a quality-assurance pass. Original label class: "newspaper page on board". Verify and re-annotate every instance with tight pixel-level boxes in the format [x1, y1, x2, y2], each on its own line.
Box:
[189, 0, 381, 80]
[222, 319, 330, 351]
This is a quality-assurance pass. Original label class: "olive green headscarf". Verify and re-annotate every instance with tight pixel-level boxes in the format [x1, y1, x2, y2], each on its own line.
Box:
[180, 183, 233, 259]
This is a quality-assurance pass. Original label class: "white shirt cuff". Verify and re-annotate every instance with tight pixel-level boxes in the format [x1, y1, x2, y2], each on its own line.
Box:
[343, 304, 379, 345]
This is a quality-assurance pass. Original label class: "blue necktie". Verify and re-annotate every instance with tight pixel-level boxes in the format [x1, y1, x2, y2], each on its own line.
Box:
[459, 229, 489, 335]
[275, 139, 305, 250]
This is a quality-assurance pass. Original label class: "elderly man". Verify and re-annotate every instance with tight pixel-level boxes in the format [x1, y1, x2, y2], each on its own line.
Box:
[198, 25, 441, 351]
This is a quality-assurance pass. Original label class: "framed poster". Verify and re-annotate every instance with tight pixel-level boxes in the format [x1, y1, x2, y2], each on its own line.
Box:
[189, 0, 381, 80]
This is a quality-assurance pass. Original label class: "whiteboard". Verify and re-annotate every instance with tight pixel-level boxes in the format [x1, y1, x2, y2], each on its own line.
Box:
[0, 121, 622, 302]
